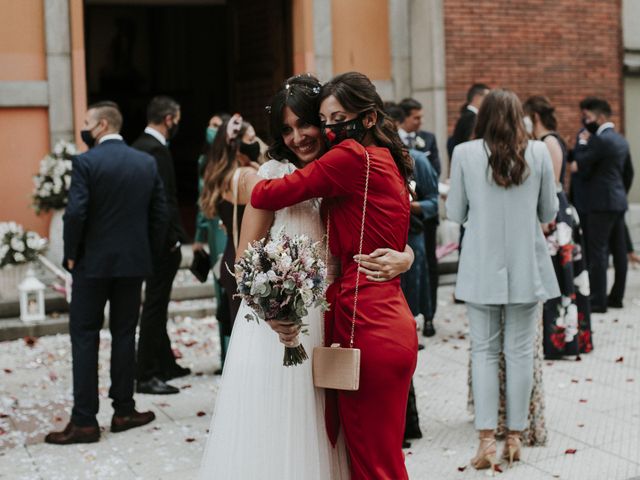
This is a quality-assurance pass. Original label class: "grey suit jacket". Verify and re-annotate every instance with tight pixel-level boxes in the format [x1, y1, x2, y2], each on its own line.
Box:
[446, 139, 560, 304]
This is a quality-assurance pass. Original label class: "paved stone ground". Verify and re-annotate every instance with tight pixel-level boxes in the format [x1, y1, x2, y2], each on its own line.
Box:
[1, 269, 639, 480]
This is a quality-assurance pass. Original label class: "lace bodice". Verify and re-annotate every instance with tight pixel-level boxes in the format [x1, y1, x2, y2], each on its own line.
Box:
[258, 160, 339, 280]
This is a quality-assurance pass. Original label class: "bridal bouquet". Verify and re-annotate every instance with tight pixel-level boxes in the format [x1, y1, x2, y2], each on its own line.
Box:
[32, 140, 75, 214]
[235, 229, 329, 366]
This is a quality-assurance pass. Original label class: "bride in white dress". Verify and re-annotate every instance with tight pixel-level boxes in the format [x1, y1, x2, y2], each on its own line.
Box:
[198, 157, 350, 480]
[198, 75, 413, 480]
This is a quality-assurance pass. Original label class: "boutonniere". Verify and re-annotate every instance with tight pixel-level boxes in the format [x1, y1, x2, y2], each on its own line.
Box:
[415, 136, 426, 149]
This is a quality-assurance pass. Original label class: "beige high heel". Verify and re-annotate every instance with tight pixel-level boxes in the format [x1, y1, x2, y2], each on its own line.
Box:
[502, 431, 522, 467]
[470, 431, 499, 472]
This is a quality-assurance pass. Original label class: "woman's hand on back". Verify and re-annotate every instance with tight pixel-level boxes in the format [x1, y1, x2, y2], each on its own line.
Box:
[354, 246, 414, 282]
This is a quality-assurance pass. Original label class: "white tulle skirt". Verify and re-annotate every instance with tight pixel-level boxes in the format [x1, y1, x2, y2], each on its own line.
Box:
[198, 300, 350, 480]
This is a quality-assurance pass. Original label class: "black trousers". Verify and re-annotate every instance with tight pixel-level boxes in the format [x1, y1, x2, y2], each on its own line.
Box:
[587, 212, 627, 309]
[137, 248, 182, 381]
[70, 263, 143, 427]
[424, 218, 439, 320]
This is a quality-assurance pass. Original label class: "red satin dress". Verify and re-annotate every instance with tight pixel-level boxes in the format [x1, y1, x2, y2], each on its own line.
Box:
[252, 140, 418, 480]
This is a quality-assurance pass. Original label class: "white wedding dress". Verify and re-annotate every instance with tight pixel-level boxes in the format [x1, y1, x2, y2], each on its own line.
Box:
[198, 160, 350, 480]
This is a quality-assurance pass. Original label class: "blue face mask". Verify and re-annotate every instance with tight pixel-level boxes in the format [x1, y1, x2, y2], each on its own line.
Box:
[206, 126, 218, 144]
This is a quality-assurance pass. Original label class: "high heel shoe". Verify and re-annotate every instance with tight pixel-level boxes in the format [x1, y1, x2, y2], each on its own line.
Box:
[502, 431, 522, 467]
[470, 432, 499, 472]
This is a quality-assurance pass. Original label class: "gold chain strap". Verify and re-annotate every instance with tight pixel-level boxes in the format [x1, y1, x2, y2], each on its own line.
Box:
[350, 149, 371, 348]
[323, 149, 371, 349]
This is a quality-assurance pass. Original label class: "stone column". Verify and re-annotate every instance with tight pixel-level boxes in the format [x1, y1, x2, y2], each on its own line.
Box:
[44, 0, 75, 147]
[313, 0, 333, 82]
[388, 0, 411, 101]
[408, 0, 447, 176]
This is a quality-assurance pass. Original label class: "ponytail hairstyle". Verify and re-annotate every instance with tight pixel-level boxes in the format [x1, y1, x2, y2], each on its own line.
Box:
[319, 71, 413, 183]
[523, 95, 558, 131]
[474, 89, 529, 188]
[199, 118, 250, 217]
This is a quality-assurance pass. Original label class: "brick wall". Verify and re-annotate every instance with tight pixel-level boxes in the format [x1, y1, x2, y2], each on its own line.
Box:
[443, 0, 623, 145]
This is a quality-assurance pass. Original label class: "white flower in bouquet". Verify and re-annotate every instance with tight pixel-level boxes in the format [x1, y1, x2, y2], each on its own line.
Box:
[0, 222, 47, 268]
[32, 140, 76, 214]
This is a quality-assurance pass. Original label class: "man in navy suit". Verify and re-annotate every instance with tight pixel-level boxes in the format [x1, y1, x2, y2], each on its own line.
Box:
[398, 98, 441, 336]
[132, 96, 190, 395]
[573, 97, 631, 313]
[46, 101, 169, 444]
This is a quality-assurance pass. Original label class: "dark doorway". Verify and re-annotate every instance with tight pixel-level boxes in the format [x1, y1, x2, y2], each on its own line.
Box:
[84, 0, 292, 237]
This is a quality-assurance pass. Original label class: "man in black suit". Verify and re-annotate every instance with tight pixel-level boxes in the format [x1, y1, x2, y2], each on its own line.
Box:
[573, 97, 631, 313]
[398, 98, 441, 337]
[46, 101, 168, 444]
[133, 96, 190, 395]
[447, 83, 490, 163]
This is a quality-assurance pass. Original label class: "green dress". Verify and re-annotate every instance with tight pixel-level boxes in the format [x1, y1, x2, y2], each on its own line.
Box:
[196, 154, 229, 368]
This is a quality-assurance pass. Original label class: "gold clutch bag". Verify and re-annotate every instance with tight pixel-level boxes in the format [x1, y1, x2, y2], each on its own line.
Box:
[312, 149, 371, 392]
[313, 344, 361, 391]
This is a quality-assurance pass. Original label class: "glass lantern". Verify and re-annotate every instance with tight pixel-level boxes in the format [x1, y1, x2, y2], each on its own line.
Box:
[18, 268, 46, 323]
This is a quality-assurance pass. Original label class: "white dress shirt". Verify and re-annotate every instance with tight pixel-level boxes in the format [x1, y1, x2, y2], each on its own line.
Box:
[99, 133, 123, 144]
[144, 126, 167, 146]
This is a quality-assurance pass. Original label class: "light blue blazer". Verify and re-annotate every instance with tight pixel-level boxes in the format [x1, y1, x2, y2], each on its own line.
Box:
[446, 139, 560, 304]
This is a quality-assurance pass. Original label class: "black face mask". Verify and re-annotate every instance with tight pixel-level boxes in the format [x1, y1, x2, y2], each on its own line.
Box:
[81, 128, 96, 149]
[322, 114, 368, 149]
[239, 141, 261, 162]
[582, 118, 599, 135]
[167, 120, 180, 140]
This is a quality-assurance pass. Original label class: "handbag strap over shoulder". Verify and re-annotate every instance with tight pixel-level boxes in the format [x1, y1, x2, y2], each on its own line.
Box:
[231, 168, 241, 250]
[325, 148, 371, 349]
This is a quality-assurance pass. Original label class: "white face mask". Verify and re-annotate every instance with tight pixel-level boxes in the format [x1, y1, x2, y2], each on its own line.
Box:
[523, 115, 534, 135]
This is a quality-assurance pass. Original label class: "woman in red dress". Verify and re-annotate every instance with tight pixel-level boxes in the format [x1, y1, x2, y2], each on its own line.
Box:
[252, 72, 418, 480]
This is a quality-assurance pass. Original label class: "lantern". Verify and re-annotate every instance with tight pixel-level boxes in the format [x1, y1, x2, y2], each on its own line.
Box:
[19, 268, 46, 323]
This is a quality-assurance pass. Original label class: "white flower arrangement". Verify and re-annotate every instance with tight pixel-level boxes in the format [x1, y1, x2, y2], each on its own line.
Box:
[32, 140, 76, 214]
[0, 222, 47, 268]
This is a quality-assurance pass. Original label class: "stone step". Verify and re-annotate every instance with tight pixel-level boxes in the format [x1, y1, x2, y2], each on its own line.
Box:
[0, 298, 216, 342]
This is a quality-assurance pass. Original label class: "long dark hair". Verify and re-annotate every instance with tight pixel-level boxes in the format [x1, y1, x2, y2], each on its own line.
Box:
[199, 118, 250, 217]
[523, 95, 558, 131]
[267, 74, 322, 166]
[474, 89, 529, 188]
[319, 72, 413, 182]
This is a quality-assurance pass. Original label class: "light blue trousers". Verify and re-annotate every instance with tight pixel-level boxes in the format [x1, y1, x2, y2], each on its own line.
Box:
[467, 302, 538, 431]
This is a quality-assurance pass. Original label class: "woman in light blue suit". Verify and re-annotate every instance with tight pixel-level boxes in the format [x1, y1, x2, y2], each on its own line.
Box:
[446, 89, 560, 471]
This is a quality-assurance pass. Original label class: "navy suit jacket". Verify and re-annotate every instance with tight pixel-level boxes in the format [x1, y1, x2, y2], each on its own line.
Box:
[573, 127, 630, 213]
[414, 130, 441, 177]
[63, 139, 169, 278]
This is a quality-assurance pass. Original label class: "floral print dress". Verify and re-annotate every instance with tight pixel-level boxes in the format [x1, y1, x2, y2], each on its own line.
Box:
[541, 133, 593, 359]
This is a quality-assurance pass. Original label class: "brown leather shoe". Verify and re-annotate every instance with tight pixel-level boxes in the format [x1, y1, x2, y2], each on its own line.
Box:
[111, 410, 155, 433]
[44, 422, 100, 445]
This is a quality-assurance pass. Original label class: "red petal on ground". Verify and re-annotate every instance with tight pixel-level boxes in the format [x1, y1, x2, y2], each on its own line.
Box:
[54, 416, 63, 422]
[185, 438, 196, 443]
[24, 336, 37, 347]
[571, 379, 579, 383]
[0, 414, 8, 419]
[579, 399, 588, 403]
[3, 369, 12, 374]
[157, 402, 170, 407]
[565, 449, 577, 454]
[457, 466, 467, 472]
[197, 411, 206, 417]
[493, 464, 503, 473]
[181, 385, 192, 389]
[615, 357, 624, 363]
